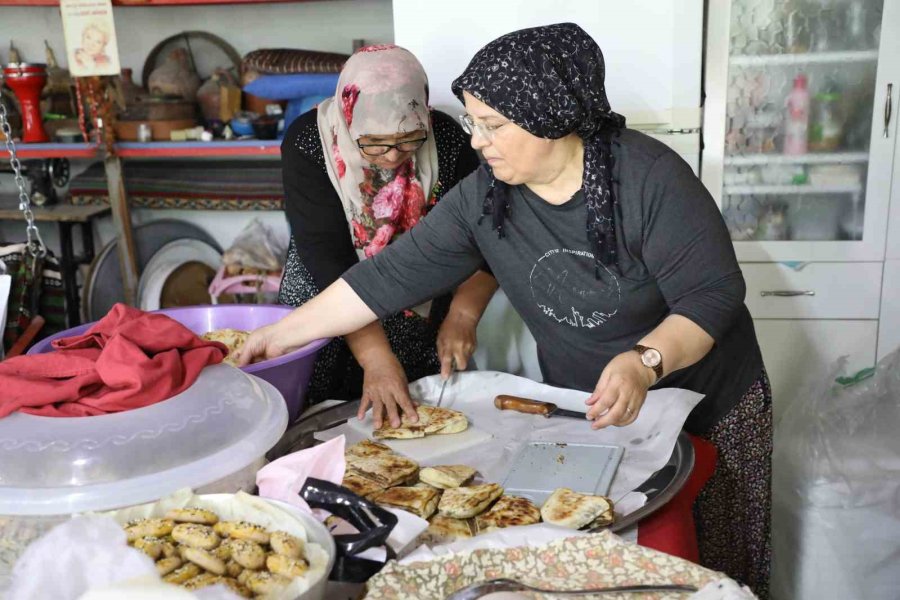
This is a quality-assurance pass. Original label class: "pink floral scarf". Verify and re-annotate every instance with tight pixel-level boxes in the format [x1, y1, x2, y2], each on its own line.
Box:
[316, 45, 438, 259]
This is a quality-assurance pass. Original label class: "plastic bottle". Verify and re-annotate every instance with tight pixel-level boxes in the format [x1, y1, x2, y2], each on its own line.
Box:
[784, 74, 810, 155]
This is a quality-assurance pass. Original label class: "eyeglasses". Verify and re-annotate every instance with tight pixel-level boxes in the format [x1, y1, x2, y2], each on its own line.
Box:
[356, 135, 428, 157]
[459, 114, 509, 141]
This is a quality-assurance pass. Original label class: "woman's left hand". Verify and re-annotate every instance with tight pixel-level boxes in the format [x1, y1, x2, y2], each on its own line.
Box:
[585, 351, 655, 429]
[436, 311, 479, 379]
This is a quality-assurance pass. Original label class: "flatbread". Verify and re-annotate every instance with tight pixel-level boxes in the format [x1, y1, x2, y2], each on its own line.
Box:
[540, 488, 614, 530]
[345, 439, 393, 459]
[586, 497, 616, 529]
[373, 405, 469, 440]
[201, 329, 250, 366]
[418, 515, 474, 546]
[438, 483, 503, 519]
[475, 495, 541, 533]
[345, 453, 419, 488]
[371, 486, 440, 520]
[419, 466, 476, 489]
[340, 472, 386, 500]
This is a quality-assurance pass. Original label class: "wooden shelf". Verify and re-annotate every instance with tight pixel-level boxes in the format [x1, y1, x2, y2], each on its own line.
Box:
[6, 140, 281, 159]
[0, 0, 309, 5]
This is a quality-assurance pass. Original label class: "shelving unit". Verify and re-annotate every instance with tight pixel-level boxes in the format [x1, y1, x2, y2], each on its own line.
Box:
[729, 49, 879, 67]
[724, 151, 870, 167]
[724, 183, 863, 196]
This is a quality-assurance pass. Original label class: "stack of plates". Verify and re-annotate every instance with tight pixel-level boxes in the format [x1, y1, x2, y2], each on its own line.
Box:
[137, 239, 222, 311]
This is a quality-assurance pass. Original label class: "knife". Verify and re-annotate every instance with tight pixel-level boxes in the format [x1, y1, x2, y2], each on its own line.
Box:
[436, 358, 456, 408]
[494, 395, 588, 419]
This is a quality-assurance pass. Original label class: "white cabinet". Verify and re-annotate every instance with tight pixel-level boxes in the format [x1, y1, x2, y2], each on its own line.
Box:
[702, 0, 899, 400]
[703, 0, 899, 263]
[878, 260, 900, 359]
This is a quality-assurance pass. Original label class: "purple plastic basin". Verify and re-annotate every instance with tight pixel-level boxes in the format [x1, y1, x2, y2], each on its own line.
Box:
[27, 304, 329, 422]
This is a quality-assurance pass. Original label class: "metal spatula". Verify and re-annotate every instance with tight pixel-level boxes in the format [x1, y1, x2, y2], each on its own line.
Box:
[446, 578, 698, 599]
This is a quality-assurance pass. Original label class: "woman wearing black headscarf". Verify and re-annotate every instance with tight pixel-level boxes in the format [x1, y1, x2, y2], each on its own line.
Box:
[239, 23, 770, 596]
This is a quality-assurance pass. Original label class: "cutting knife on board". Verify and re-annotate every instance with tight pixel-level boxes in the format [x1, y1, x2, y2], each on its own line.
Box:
[494, 395, 588, 420]
[436, 357, 456, 408]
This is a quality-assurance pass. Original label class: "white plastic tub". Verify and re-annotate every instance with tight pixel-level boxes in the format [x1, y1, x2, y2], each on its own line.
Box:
[0, 365, 288, 590]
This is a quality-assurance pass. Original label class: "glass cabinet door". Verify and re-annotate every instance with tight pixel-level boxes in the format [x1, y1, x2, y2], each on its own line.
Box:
[703, 0, 899, 261]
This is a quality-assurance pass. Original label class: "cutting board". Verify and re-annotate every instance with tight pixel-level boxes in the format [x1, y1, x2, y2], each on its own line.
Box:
[316, 412, 494, 465]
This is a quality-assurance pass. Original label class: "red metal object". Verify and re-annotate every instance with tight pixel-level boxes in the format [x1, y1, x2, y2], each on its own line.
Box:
[637, 434, 718, 563]
[2, 63, 50, 143]
[13, 143, 99, 159]
[0, 0, 309, 5]
[115, 140, 280, 157]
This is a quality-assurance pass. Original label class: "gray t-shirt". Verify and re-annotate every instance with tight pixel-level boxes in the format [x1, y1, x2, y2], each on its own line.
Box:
[343, 130, 763, 434]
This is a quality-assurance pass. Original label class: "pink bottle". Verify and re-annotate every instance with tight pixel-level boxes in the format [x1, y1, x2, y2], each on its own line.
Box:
[784, 74, 810, 155]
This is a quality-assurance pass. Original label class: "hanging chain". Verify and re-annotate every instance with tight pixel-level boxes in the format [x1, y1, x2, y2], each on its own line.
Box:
[0, 98, 46, 258]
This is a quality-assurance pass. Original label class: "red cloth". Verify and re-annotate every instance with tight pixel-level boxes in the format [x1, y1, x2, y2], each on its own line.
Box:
[637, 434, 718, 562]
[0, 304, 227, 418]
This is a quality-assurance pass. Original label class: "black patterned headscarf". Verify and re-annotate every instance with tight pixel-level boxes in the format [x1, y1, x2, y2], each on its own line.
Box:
[452, 23, 626, 275]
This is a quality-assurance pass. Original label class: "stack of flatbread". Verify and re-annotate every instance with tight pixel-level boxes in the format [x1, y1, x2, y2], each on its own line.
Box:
[340, 440, 616, 548]
[373, 405, 468, 439]
[201, 328, 256, 366]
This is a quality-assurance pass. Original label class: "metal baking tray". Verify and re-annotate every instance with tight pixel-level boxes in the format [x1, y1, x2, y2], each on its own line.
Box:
[268, 399, 695, 533]
[501, 442, 624, 505]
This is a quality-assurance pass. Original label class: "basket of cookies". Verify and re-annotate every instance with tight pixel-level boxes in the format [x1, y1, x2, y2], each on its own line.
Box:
[110, 492, 334, 599]
[6, 490, 335, 600]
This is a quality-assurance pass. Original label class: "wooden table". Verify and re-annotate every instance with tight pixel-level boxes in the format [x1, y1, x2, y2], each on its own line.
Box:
[0, 199, 110, 327]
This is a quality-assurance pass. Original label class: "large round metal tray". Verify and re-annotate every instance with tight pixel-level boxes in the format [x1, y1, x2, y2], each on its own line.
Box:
[267, 400, 694, 533]
[82, 219, 222, 322]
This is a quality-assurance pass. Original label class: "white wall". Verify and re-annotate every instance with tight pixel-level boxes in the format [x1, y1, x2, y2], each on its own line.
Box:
[0, 0, 393, 80]
[392, 0, 703, 129]
[0, 0, 394, 256]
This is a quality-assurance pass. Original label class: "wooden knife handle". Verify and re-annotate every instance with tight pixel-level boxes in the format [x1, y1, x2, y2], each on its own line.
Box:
[494, 395, 556, 416]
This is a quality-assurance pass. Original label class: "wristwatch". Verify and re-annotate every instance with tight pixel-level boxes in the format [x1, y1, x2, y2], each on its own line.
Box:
[633, 345, 663, 382]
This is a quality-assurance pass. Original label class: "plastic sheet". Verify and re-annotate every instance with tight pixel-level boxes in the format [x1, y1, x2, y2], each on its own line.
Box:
[222, 218, 288, 272]
[771, 349, 900, 600]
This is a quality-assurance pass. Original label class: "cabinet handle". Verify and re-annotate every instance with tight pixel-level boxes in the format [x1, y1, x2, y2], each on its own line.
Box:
[760, 290, 815, 297]
[885, 83, 893, 138]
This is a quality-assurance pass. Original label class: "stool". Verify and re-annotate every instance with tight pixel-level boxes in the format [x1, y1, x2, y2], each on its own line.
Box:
[0, 199, 110, 327]
[638, 434, 718, 562]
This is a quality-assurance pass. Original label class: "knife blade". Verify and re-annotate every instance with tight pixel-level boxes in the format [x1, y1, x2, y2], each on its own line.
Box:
[436, 358, 456, 407]
[494, 395, 588, 420]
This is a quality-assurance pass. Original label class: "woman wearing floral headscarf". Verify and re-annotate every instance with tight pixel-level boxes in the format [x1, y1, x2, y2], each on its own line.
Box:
[279, 45, 489, 427]
[259, 25, 769, 596]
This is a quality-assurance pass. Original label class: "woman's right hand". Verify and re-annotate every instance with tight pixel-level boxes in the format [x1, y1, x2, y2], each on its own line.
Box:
[235, 324, 292, 366]
[358, 353, 418, 429]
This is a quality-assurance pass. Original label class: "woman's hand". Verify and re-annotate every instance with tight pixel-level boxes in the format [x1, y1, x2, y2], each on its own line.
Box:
[235, 324, 292, 366]
[436, 310, 479, 378]
[585, 351, 655, 429]
[358, 353, 418, 429]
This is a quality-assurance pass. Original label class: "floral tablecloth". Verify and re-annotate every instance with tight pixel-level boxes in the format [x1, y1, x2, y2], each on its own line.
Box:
[364, 530, 725, 599]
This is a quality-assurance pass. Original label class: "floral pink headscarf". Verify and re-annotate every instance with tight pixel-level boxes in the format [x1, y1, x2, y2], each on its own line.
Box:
[317, 45, 438, 258]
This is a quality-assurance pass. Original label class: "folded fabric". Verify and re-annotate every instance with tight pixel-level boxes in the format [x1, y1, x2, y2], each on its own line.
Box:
[243, 73, 339, 100]
[241, 48, 348, 76]
[0, 303, 226, 418]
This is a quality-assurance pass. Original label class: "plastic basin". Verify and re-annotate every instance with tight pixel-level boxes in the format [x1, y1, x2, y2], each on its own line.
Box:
[27, 304, 328, 422]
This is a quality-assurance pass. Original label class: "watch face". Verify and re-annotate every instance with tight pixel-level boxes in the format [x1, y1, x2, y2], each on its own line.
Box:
[641, 348, 662, 368]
